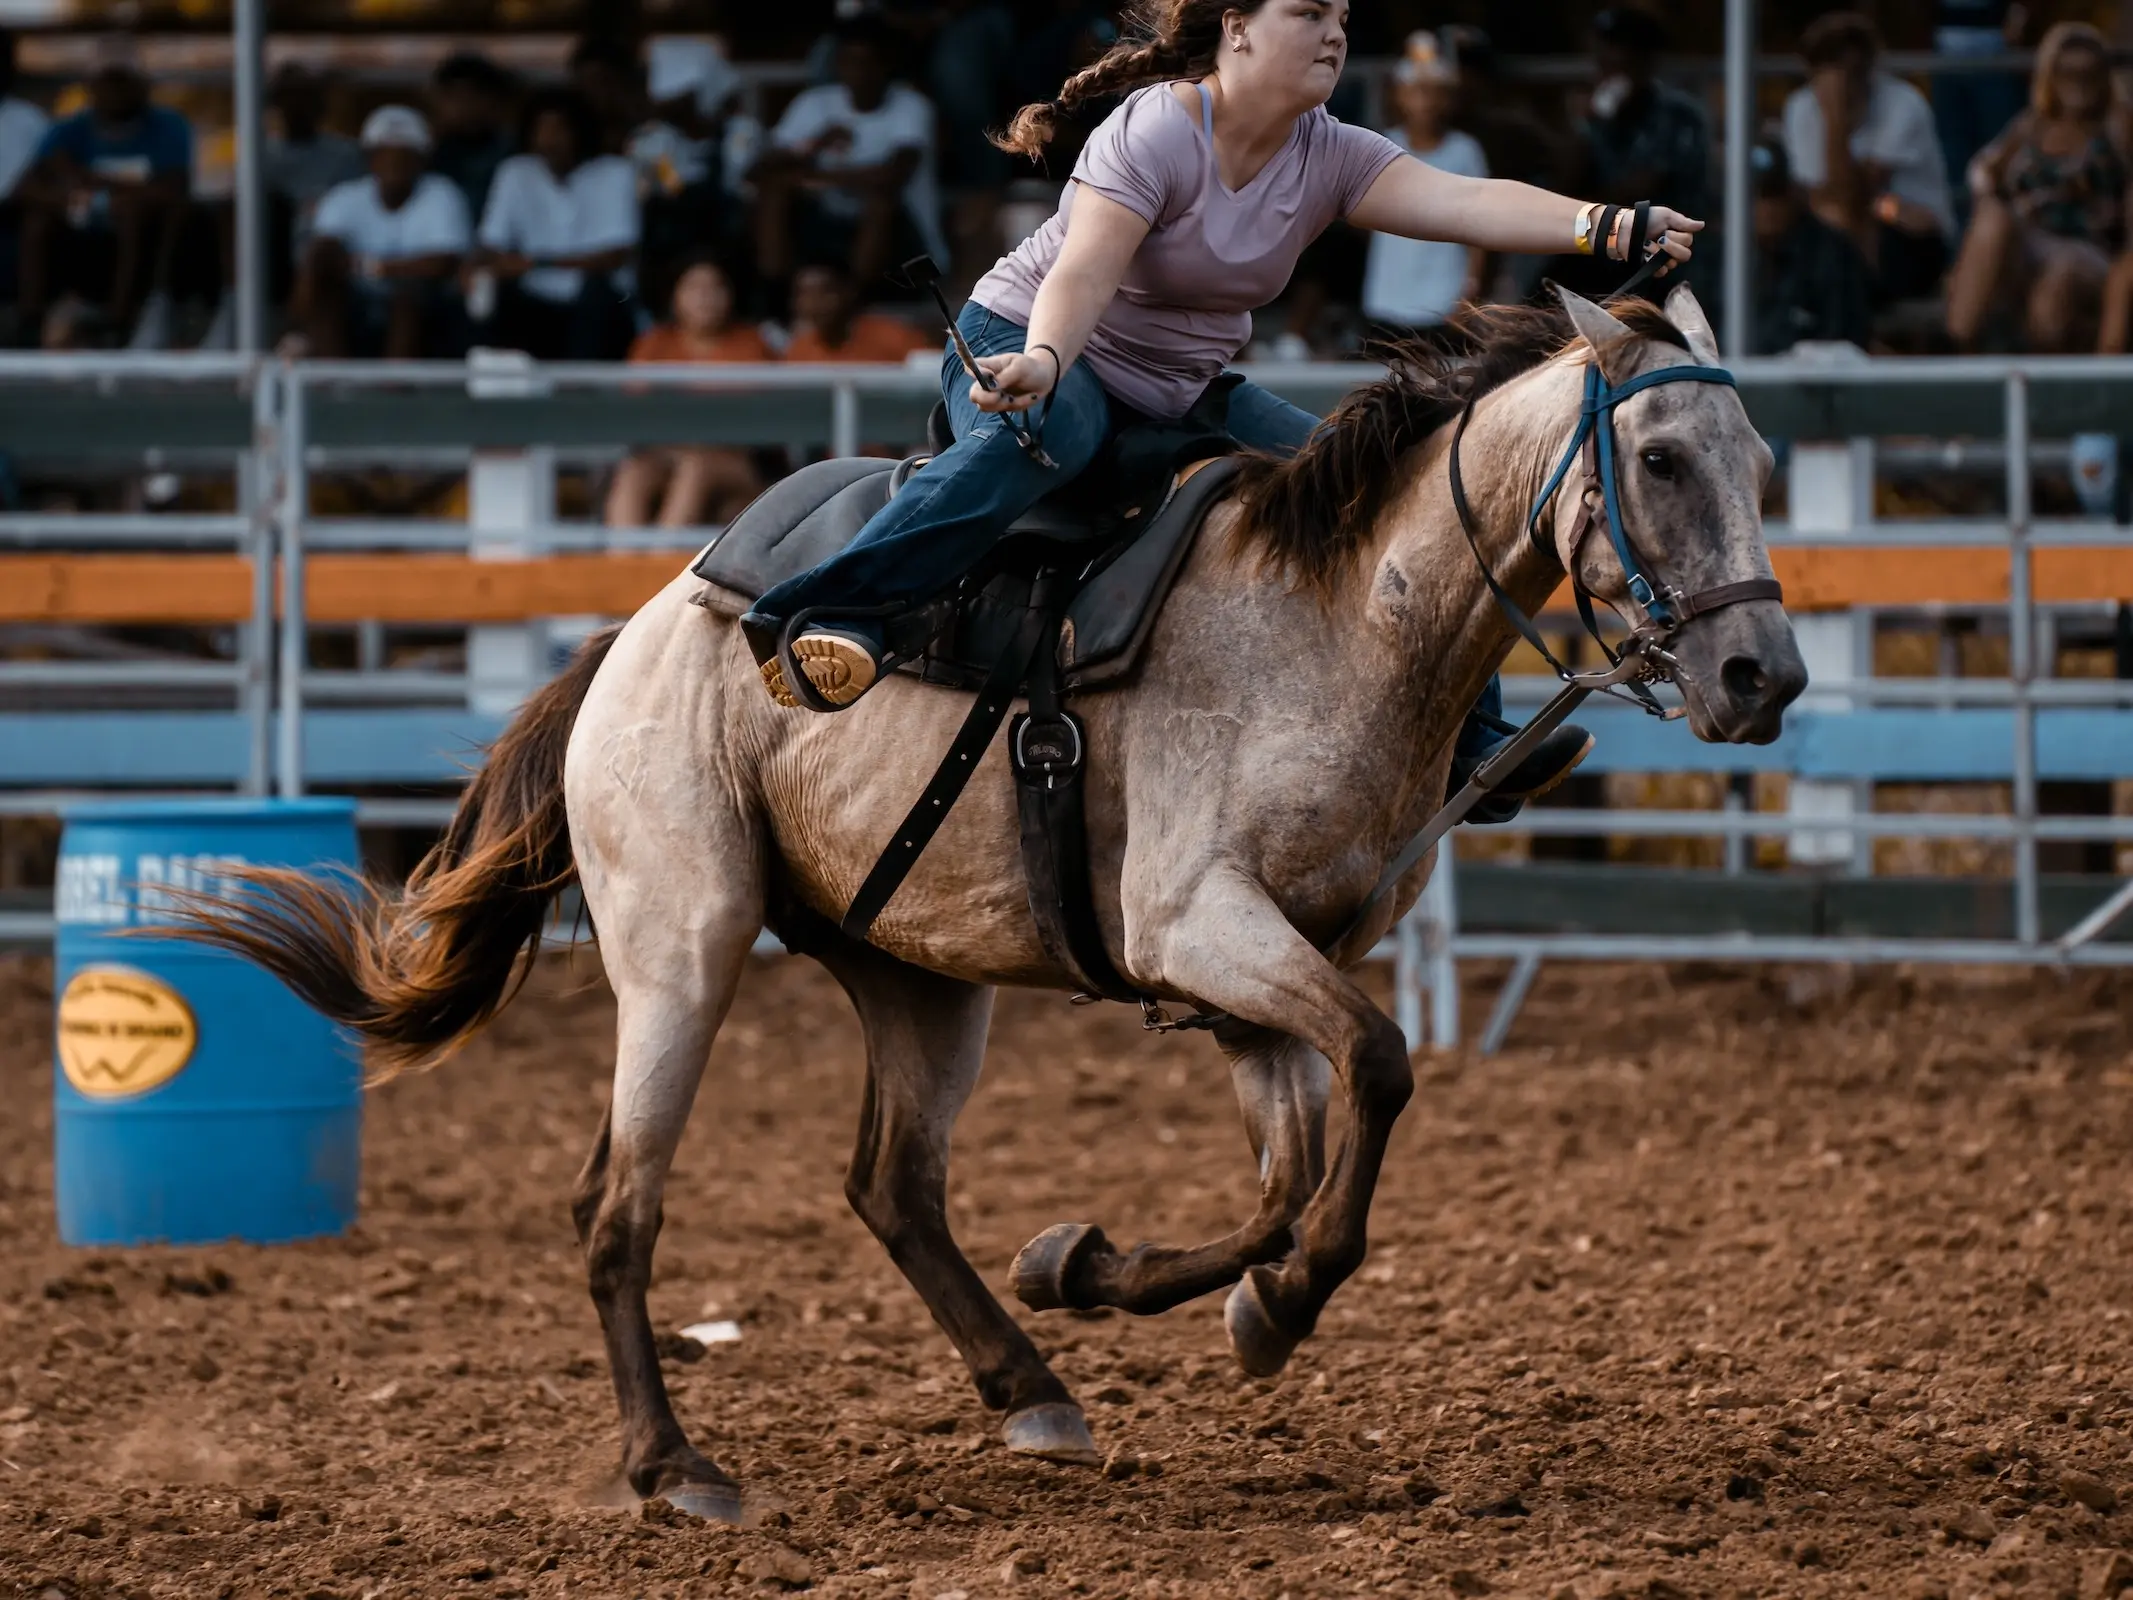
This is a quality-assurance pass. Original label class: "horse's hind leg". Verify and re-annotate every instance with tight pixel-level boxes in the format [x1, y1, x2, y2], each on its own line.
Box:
[571, 877, 761, 1519]
[815, 934, 1099, 1467]
[1010, 1024, 1328, 1317]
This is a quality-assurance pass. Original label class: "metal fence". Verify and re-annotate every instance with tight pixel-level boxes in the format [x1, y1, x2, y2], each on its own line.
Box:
[5, 352, 2133, 1047]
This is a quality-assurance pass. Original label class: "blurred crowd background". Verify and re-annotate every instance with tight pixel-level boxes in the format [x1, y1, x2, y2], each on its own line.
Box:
[0, 1, 2125, 518]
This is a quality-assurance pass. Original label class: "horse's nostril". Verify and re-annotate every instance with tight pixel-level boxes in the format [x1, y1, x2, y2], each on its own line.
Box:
[1721, 656, 1768, 703]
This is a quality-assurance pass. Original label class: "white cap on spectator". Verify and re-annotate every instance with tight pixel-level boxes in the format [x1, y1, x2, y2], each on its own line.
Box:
[647, 37, 741, 115]
[1393, 31, 1456, 85]
[360, 105, 432, 153]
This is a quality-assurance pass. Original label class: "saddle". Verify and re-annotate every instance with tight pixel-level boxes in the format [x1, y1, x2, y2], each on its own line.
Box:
[688, 381, 1246, 1009]
[690, 384, 1242, 692]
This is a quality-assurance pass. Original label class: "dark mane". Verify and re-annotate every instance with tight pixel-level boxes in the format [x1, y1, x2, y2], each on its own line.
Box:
[1231, 299, 1691, 600]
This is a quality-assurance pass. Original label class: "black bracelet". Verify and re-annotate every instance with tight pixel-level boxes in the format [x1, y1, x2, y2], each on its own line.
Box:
[1030, 342, 1064, 387]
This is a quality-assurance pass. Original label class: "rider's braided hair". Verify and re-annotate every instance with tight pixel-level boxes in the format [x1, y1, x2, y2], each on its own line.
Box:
[992, 0, 1259, 159]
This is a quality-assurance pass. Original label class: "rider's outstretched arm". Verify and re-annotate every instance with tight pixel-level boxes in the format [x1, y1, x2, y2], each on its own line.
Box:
[1346, 157, 1702, 270]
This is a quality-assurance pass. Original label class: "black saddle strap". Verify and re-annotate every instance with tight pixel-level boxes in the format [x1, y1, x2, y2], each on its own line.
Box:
[840, 595, 1056, 941]
[1012, 605, 1142, 1003]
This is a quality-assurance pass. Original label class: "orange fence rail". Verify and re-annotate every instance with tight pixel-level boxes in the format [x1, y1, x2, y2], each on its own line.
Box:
[6, 546, 2133, 626]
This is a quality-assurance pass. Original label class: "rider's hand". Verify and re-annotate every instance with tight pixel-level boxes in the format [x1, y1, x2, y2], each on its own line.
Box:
[1638, 206, 1703, 275]
[970, 349, 1059, 414]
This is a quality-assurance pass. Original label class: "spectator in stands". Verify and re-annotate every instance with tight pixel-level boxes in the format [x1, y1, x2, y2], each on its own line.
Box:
[1747, 139, 1872, 354]
[1782, 11, 1955, 307]
[1932, 0, 2029, 229]
[605, 253, 770, 529]
[1440, 25, 1571, 306]
[429, 51, 515, 222]
[16, 38, 194, 350]
[570, 33, 643, 156]
[1442, 26, 1567, 194]
[1947, 23, 2129, 354]
[1586, 11, 1707, 219]
[629, 38, 748, 270]
[1359, 34, 1485, 349]
[244, 60, 363, 343]
[286, 106, 470, 360]
[0, 29, 52, 317]
[265, 63, 361, 243]
[913, 0, 1016, 260]
[782, 258, 931, 360]
[753, 16, 946, 294]
[1009, 0, 1119, 172]
[466, 87, 640, 362]
[1549, 9, 1707, 300]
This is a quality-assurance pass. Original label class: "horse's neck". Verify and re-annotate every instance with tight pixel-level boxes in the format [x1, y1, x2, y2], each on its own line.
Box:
[1364, 356, 1585, 742]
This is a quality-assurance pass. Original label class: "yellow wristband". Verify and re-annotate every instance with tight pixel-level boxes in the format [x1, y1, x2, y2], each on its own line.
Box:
[1573, 202, 1598, 256]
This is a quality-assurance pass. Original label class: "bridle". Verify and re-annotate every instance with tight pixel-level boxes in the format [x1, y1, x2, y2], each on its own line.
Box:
[1308, 309, 1787, 967]
[1448, 348, 1784, 719]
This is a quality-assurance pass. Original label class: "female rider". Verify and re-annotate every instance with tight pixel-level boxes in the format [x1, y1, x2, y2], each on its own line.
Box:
[744, 0, 1700, 809]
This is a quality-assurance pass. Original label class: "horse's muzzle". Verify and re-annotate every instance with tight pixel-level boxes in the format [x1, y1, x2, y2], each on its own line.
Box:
[1671, 600, 1807, 745]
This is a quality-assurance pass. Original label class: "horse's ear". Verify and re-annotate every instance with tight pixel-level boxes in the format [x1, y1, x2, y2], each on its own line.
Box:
[1553, 284, 1639, 381]
[1663, 283, 1723, 365]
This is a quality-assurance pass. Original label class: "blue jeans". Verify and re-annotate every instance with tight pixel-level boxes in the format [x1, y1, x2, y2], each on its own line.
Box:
[754, 303, 1509, 759]
[755, 303, 1321, 628]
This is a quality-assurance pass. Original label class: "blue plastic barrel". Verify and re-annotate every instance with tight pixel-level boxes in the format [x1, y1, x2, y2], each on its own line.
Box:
[53, 798, 362, 1246]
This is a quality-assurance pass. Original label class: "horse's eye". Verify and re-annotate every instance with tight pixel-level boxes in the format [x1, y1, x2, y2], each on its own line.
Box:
[1642, 448, 1676, 480]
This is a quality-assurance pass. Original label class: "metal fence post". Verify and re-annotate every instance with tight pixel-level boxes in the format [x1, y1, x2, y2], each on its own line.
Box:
[1394, 911, 1423, 1049]
[1423, 842, 1460, 1048]
[276, 368, 309, 798]
[1721, 0, 1757, 360]
[2007, 370, 2039, 945]
[831, 380, 861, 460]
[241, 360, 277, 795]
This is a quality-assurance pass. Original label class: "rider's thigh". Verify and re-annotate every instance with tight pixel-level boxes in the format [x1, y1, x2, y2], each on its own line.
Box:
[1225, 378, 1323, 459]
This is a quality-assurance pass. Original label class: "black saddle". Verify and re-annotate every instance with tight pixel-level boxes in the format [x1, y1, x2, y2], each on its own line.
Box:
[689, 379, 1243, 692]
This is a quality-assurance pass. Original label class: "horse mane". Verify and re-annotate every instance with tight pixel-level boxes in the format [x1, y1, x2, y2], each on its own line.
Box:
[1231, 298, 1691, 602]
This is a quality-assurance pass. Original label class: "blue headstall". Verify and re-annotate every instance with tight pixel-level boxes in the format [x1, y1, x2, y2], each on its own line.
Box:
[1526, 361, 1742, 629]
[1448, 345, 1780, 718]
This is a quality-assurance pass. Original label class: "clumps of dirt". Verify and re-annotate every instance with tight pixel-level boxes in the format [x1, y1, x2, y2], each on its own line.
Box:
[0, 952, 2128, 1598]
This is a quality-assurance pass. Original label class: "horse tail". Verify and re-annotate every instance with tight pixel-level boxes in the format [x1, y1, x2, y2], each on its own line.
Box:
[166, 625, 622, 1077]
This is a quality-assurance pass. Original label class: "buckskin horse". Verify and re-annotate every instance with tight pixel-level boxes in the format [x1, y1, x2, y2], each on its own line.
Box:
[166, 284, 1806, 1520]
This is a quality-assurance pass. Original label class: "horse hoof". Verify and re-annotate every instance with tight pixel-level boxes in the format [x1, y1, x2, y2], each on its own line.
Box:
[655, 1481, 746, 1523]
[1009, 1222, 1107, 1312]
[1002, 1402, 1101, 1467]
[1224, 1272, 1298, 1379]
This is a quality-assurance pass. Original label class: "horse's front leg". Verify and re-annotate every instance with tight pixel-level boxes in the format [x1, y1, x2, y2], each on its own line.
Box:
[1009, 1023, 1327, 1317]
[1145, 868, 1412, 1376]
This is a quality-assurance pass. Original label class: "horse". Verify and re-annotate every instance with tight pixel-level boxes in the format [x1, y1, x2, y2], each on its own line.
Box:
[166, 284, 1806, 1520]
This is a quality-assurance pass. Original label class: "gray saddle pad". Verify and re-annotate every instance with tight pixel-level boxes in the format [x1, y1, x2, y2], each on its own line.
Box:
[690, 452, 1241, 693]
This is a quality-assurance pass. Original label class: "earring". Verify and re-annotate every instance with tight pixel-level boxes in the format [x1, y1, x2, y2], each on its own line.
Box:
[1231, 35, 1246, 50]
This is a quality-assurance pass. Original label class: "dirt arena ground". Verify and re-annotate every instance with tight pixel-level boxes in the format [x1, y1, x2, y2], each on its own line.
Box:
[2, 949, 2131, 1600]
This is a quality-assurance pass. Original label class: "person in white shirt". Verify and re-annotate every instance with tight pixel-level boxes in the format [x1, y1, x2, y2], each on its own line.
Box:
[467, 86, 641, 360]
[286, 105, 470, 358]
[628, 37, 759, 269]
[1360, 34, 1487, 347]
[1782, 10, 1955, 304]
[752, 16, 944, 293]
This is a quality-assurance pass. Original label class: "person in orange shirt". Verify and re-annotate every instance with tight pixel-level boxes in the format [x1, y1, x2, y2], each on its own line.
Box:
[605, 253, 773, 529]
[781, 259, 933, 362]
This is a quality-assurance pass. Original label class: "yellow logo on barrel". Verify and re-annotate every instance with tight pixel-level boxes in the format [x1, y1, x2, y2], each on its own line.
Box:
[56, 967, 198, 1099]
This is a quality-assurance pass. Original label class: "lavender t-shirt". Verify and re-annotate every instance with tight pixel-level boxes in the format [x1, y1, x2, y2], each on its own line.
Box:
[972, 83, 1402, 419]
